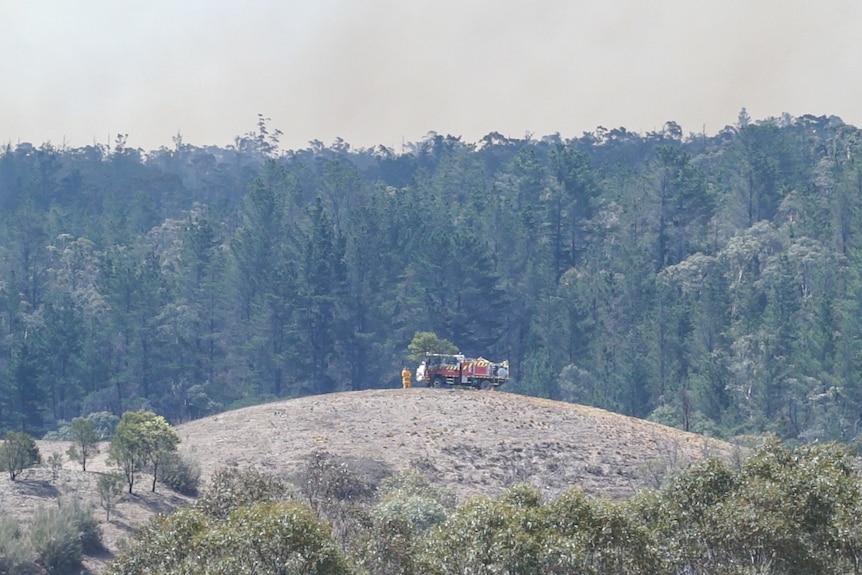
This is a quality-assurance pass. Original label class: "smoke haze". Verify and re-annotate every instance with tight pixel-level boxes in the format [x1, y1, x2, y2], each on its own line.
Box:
[1, 0, 860, 151]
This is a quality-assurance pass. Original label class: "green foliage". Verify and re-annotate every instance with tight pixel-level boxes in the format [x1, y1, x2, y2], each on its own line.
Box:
[641, 440, 862, 575]
[0, 516, 34, 575]
[195, 501, 351, 575]
[3, 115, 862, 445]
[355, 470, 456, 575]
[407, 331, 459, 362]
[421, 484, 546, 575]
[64, 498, 103, 554]
[29, 500, 102, 575]
[156, 450, 201, 495]
[0, 431, 40, 480]
[378, 468, 456, 516]
[105, 506, 210, 575]
[108, 409, 180, 493]
[196, 467, 292, 520]
[102, 439, 862, 575]
[354, 512, 417, 575]
[47, 451, 63, 482]
[108, 501, 349, 575]
[67, 416, 99, 471]
[97, 472, 125, 521]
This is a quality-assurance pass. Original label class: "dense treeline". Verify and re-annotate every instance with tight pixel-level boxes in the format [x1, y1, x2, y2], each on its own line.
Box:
[2, 111, 862, 441]
[107, 441, 862, 575]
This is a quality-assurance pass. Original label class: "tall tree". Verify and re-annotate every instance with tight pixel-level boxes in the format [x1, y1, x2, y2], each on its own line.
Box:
[654, 145, 713, 269]
[10, 338, 46, 435]
[296, 199, 346, 394]
[545, 145, 598, 280]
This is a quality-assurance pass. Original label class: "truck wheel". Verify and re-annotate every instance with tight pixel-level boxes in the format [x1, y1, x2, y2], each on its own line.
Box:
[479, 379, 492, 390]
[432, 376, 445, 388]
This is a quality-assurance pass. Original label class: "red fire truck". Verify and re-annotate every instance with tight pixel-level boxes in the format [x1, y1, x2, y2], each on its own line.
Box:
[416, 353, 509, 389]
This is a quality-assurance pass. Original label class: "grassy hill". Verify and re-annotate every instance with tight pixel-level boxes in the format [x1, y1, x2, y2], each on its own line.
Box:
[4, 388, 733, 573]
[179, 388, 732, 499]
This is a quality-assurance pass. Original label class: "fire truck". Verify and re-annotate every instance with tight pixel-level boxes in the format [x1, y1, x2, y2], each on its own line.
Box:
[416, 353, 509, 389]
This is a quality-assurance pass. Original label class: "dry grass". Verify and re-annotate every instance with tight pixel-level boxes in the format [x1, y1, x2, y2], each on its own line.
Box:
[180, 388, 732, 500]
[0, 441, 193, 574]
[0, 388, 732, 573]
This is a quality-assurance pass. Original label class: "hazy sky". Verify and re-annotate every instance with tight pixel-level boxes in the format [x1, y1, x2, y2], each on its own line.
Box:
[2, 0, 860, 151]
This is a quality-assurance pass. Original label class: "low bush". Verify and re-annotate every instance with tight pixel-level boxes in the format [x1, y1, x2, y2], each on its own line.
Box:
[158, 450, 202, 495]
[29, 506, 83, 575]
[196, 467, 292, 519]
[97, 472, 125, 521]
[63, 498, 103, 554]
[29, 499, 103, 575]
[0, 516, 34, 575]
[0, 431, 41, 480]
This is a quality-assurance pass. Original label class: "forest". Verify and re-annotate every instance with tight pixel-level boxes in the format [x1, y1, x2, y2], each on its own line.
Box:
[1, 110, 860, 443]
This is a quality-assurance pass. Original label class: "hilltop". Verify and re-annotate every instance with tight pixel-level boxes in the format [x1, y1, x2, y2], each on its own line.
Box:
[178, 388, 731, 499]
[3, 388, 733, 573]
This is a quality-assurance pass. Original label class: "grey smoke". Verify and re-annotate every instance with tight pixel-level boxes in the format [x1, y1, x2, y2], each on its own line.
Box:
[1, 0, 859, 150]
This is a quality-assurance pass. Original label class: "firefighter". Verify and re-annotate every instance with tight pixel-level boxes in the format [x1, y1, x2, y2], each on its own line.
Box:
[401, 366, 411, 388]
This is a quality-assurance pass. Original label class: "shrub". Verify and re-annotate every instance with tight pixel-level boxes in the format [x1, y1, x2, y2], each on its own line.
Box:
[299, 451, 371, 516]
[354, 469, 456, 574]
[196, 467, 291, 520]
[0, 431, 41, 480]
[353, 513, 417, 575]
[67, 417, 100, 471]
[109, 501, 349, 575]
[157, 450, 201, 495]
[0, 516, 34, 575]
[29, 506, 82, 575]
[298, 451, 373, 547]
[197, 501, 350, 574]
[47, 452, 64, 482]
[30, 499, 103, 574]
[97, 473, 125, 521]
[63, 498, 103, 554]
[105, 507, 210, 575]
[379, 468, 457, 510]
[109, 410, 180, 494]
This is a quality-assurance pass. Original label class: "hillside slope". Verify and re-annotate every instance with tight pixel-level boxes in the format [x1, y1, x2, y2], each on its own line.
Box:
[178, 388, 732, 499]
[1, 389, 734, 574]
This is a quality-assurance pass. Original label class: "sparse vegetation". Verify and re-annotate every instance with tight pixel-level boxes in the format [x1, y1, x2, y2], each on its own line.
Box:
[299, 451, 371, 515]
[108, 472, 348, 575]
[103, 439, 862, 575]
[67, 416, 100, 471]
[47, 451, 64, 482]
[97, 472, 125, 521]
